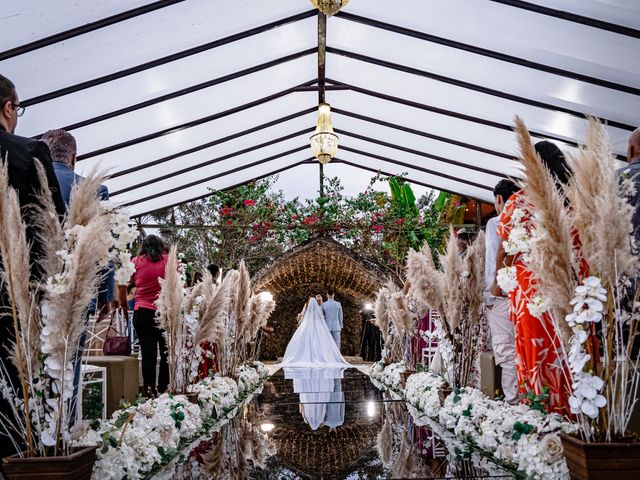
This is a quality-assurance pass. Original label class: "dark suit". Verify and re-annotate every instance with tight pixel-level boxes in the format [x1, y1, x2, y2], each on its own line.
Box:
[0, 126, 65, 458]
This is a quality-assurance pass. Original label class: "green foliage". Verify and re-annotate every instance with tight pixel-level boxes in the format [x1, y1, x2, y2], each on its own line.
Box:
[149, 173, 447, 280]
[82, 382, 104, 421]
[511, 421, 534, 441]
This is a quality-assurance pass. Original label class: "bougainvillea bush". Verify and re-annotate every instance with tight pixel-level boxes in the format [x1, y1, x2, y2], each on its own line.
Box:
[150, 174, 446, 279]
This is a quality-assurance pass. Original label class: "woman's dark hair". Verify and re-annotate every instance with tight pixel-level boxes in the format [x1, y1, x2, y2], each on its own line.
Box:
[535, 141, 572, 186]
[493, 179, 519, 203]
[207, 264, 220, 278]
[138, 235, 166, 262]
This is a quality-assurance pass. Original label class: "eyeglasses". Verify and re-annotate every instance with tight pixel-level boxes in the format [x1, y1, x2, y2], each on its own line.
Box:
[11, 102, 25, 117]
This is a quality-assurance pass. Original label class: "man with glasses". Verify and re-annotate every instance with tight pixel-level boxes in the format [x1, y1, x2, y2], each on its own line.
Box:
[0, 74, 65, 460]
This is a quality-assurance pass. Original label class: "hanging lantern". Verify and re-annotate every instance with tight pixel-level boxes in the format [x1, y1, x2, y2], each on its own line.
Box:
[310, 103, 339, 165]
[310, 0, 349, 16]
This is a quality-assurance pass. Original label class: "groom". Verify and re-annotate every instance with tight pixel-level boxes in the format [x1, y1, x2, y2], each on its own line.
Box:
[322, 290, 343, 350]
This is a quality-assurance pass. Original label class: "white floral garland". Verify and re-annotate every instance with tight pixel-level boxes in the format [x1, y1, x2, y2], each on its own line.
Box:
[369, 362, 576, 479]
[76, 362, 269, 480]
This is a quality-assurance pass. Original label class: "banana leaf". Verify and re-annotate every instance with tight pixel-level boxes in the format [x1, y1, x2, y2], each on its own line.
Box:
[434, 191, 450, 212]
[402, 183, 418, 216]
[389, 177, 402, 203]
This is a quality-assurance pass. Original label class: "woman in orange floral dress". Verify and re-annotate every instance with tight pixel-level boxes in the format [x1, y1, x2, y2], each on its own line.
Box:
[495, 141, 576, 416]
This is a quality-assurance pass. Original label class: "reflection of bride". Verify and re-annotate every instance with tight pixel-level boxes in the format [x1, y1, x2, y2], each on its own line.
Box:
[281, 297, 350, 367]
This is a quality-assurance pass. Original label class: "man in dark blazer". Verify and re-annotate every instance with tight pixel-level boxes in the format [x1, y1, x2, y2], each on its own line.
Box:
[0, 74, 65, 459]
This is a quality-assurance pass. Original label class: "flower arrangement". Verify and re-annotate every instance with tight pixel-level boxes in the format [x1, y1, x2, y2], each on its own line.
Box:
[155, 252, 275, 394]
[0, 164, 138, 458]
[371, 364, 575, 479]
[76, 362, 268, 479]
[405, 229, 486, 388]
[512, 116, 640, 443]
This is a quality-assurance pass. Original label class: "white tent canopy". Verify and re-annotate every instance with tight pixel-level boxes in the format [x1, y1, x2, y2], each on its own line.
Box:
[2, 0, 638, 216]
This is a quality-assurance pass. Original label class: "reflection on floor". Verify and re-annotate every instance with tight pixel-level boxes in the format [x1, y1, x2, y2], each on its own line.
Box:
[165, 367, 515, 479]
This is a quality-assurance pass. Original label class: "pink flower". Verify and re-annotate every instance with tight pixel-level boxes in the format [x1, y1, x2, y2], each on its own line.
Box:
[244, 199, 255, 207]
[395, 218, 405, 225]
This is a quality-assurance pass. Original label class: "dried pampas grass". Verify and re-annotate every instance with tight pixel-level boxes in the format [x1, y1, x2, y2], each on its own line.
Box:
[406, 242, 445, 315]
[156, 245, 183, 391]
[515, 116, 575, 344]
[65, 167, 107, 228]
[568, 117, 638, 285]
[389, 290, 416, 337]
[439, 229, 465, 331]
[193, 272, 229, 347]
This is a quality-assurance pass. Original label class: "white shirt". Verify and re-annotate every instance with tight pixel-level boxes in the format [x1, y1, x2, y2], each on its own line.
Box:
[484, 216, 501, 305]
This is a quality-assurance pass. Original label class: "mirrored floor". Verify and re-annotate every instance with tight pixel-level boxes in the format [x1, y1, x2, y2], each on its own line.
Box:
[164, 367, 515, 479]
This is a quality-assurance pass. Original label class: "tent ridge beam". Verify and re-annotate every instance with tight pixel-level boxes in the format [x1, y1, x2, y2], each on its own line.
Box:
[109, 108, 316, 179]
[326, 47, 635, 131]
[335, 11, 640, 95]
[122, 145, 310, 207]
[336, 129, 512, 179]
[327, 79, 627, 161]
[0, 0, 187, 61]
[339, 145, 494, 191]
[77, 80, 316, 161]
[130, 159, 316, 217]
[21, 10, 317, 107]
[488, 0, 640, 39]
[331, 107, 515, 160]
[110, 127, 315, 196]
[34, 48, 317, 139]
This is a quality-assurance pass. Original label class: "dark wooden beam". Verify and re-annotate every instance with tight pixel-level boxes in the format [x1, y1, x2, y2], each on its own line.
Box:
[335, 11, 640, 95]
[326, 47, 635, 131]
[109, 108, 316, 179]
[488, 0, 640, 38]
[34, 48, 316, 138]
[76, 79, 316, 161]
[335, 129, 513, 179]
[331, 158, 489, 203]
[110, 128, 314, 196]
[317, 11, 327, 196]
[332, 107, 516, 160]
[21, 10, 317, 107]
[326, 79, 628, 162]
[131, 159, 315, 217]
[0, 0, 186, 61]
[122, 145, 309, 207]
[339, 145, 494, 191]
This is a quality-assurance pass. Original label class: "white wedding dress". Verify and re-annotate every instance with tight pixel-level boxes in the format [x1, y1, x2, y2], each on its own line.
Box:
[280, 298, 350, 368]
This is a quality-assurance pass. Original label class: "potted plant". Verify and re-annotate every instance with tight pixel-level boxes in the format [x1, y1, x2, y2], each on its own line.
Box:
[508, 117, 640, 479]
[0, 167, 137, 478]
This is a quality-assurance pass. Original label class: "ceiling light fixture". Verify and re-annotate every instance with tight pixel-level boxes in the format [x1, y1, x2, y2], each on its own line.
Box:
[310, 103, 339, 165]
[310, 0, 349, 16]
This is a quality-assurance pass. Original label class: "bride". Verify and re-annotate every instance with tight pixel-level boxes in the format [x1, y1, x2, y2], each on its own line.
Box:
[281, 297, 350, 367]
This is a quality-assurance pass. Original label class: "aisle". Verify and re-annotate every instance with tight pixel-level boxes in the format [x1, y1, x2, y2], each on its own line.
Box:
[247, 368, 515, 479]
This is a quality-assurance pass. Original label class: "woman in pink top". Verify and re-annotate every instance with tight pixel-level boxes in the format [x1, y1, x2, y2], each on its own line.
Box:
[130, 235, 169, 394]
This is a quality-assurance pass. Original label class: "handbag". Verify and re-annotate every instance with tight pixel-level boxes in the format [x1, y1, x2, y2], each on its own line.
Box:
[103, 308, 132, 356]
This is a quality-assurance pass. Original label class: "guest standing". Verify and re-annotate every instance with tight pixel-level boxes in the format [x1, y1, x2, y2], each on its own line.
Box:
[493, 141, 575, 415]
[0, 74, 65, 459]
[485, 179, 519, 404]
[130, 235, 169, 394]
[619, 127, 640, 253]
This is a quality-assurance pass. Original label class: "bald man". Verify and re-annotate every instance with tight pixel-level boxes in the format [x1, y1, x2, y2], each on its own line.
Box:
[619, 128, 640, 254]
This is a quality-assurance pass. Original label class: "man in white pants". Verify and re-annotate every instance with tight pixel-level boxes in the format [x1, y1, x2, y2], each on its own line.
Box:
[322, 290, 343, 349]
[485, 179, 520, 404]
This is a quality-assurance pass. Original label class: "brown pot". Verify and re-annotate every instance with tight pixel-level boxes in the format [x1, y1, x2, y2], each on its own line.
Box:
[400, 369, 416, 387]
[185, 392, 199, 404]
[2, 446, 97, 480]
[438, 386, 453, 405]
[560, 433, 640, 480]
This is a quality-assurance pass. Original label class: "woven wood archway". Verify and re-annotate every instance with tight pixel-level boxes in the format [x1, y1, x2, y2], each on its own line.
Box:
[252, 236, 388, 360]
